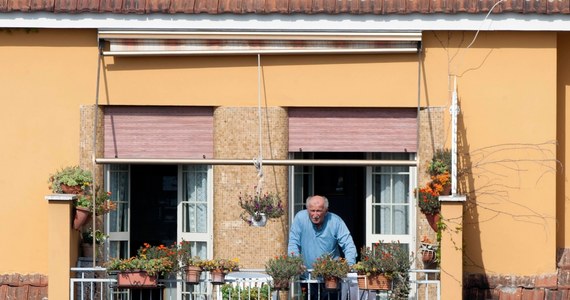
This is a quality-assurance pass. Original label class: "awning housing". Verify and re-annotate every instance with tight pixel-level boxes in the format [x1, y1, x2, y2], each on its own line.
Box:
[98, 30, 422, 56]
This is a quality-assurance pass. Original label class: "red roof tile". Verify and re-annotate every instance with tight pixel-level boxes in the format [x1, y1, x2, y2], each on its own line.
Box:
[1, 0, 569, 14]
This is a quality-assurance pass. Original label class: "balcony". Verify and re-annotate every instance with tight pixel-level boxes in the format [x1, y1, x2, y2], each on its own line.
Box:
[71, 267, 440, 300]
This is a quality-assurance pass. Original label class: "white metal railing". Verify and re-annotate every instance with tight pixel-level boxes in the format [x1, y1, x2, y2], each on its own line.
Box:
[410, 269, 441, 300]
[70, 268, 440, 300]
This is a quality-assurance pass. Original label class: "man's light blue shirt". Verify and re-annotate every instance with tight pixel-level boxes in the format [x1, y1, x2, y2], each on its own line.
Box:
[287, 210, 357, 269]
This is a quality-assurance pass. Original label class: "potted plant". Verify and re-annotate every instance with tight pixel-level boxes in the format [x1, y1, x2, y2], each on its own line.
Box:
[416, 172, 450, 231]
[416, 149, 452, 231]
[202, 258, 240, 284]
[265, 254, 306, 290]
[427, 149, 451, 177]
[81, 228, 107, 258]
[352, 241, 411, 294]
[48, 165, 92, 194]
[72, 186, 116, 229]
[73, 193, 93, 230]
[105, 243, 177, 288]
[177, 240, 205, 284]
[238, 188, 285, 226]
[419, 236, 438, 269]
[312, 254, 350, 290]
[416, 185, 441, 215]
[75, 186, 116, 215]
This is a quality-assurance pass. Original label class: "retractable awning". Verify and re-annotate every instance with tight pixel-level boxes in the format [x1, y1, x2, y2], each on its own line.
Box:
[98, 30, 422, 56]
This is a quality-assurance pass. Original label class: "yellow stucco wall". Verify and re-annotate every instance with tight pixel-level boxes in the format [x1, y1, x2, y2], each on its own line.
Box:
[0, 29, 98, 273]
[99, 53, 420, 107]
[422, 31, 558, 275]
[0, 29, 561, 282]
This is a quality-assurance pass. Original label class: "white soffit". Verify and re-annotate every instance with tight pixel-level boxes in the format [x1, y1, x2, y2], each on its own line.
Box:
[98, 30, 422, 55]
[1, 13, 570, 31]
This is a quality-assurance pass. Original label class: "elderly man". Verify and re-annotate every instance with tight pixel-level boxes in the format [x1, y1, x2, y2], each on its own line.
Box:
[287, 195, 357, 299]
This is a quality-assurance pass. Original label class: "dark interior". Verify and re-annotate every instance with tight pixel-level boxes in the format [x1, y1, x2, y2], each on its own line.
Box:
[130, 164, 178, 256]
[313, 152, 366, 257]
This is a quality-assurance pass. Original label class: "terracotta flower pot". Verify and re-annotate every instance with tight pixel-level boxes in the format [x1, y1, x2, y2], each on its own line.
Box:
[357, 274, 391, 290]
[324, 276, 340, 290]
[185, 266, 202, 284]
[73, 207, 92, 230]
[82, 243, 94, 257]
[421, 250, 435, 263]
[117, 271, 158, 288]
[210, 270, 225, 285]
[61, 183, 83, 194]
[425, 212, 440, 232]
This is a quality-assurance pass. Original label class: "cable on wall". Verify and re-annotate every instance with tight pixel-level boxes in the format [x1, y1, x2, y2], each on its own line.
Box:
[254, 53, 264, 192]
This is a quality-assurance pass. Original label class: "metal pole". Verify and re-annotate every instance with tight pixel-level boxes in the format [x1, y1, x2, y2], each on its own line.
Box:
[449, 76, 459, 195]
[95, 158, 417, 166]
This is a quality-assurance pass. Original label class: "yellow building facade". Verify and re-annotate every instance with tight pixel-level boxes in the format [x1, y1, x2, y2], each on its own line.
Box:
[0, 26, 569, 299]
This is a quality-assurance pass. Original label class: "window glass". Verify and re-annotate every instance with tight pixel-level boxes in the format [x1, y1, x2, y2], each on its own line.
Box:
[109, 164, 129, 233]
[182, 165, 208, 234]
[372, 154, 411, 235]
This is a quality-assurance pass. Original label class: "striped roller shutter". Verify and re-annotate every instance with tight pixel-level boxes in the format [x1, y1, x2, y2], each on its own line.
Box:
[103, 106, 214, 159]
[288, 108, 417, 153]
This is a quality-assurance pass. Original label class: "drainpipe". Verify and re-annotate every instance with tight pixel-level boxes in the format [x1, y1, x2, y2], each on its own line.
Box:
[90, 41, 103, 266]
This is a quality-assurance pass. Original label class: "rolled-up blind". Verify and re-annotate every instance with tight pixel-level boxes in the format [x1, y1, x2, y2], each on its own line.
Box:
[288, 108, 417, 153]
[103, 106, 214, 159]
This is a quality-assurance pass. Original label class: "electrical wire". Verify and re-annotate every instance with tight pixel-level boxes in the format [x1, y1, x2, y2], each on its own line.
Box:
[255, 54, 264, 192]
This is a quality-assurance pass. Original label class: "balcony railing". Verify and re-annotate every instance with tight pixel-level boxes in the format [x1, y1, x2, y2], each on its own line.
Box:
[70, 267, 440, 300]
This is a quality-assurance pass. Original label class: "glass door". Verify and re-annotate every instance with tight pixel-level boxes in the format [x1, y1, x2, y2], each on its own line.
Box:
[365, 153, 416, 248]
[106, 164, 130, 260]
[177, 165, 213, 300]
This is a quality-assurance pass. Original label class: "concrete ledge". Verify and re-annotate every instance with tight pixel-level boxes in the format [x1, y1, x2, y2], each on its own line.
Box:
[439, 194, 466, 202]
[45, 194, 77, 201]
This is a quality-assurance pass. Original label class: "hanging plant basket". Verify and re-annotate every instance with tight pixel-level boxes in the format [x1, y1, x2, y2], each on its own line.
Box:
[425, 212, 440, 232]
[420, 242, 438, 269]
[251, 213, 267, 227]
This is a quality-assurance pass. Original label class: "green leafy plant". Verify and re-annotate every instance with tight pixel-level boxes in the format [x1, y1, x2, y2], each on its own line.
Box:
[48, 166, 93, 193]
[353, 242, 412, 299]
[265, 254, 306, 284]
[312, 254, 350, 279]
[75, 186, 116, 215]
[76, 194, 92, 209]
[221, 283, 271, 300]
[427, 149, 451, 176]
[105, 243, 177, 276]
[202, 258, 240, 274]
[352, 242, 411, 278]
[416, 167, 450, 215]
[239, 188, 285, 224]
[177, 240, 205, 268]
[82, 228, 107, 245]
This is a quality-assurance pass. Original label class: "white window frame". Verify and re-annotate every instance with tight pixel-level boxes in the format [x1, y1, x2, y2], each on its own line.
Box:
[177, 164, 214, 300]
[177, 164, 214, 258]
[365, 153, 417, 249]
[105, 164, 131, 259]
